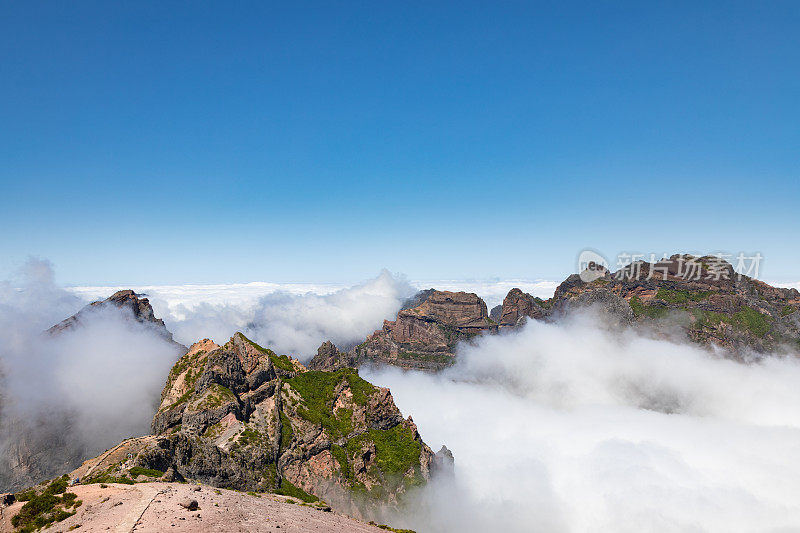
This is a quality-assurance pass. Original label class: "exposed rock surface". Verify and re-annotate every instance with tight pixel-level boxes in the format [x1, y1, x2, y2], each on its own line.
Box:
[47, 289, 181, 346]
[498, 288, 547, 327]
[547, 254, 800, 354]
[78, 332, 439, 519]
[0, 481, 402, 533]
[347, 290, 496, 371]
[308, 341, 359, 372]
[336, 255, 800, 373]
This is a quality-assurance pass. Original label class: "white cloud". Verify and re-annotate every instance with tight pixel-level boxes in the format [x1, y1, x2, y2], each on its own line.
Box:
[767, 280, 800, 291]
[0, 260, 183, 490]
[364, 312, 800, 532]
[66, 277, 561, 352]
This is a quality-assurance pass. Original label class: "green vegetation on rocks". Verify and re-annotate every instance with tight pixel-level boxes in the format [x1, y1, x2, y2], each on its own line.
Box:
[398, 352, 454, 366]
[628, 296, 669, 319]
[279, 412, 293, 451]
[129, 466, 164, 478]
[196, 383, 237, 409]
[350, 425, 422, 477]
[656, 288, 714, 304]
[732, 306, 772, 337]
[274, 478, 319, 503]
[286, 368, 377, 438]
[11, 476, 81, 533]
[240, 334, 296, 372]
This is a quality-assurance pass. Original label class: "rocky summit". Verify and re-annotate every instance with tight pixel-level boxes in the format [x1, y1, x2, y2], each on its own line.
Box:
[311, 290, 497, 371]
[311, 254, 800, 373]
[47, 289, 180, 346]
[74, 332, 442, 519]
[548, 254, 800, 354]
[0, 290, 184, 494]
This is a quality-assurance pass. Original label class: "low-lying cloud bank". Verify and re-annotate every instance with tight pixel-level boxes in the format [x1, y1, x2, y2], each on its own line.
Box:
[364, 312, 800, 532]
[67, 277, 558, 355]
[0, 260, 183, 490]
[69, 271, 415, 358]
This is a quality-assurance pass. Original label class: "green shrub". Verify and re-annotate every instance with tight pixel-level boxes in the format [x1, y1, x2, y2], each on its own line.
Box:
[11, 477, 78, 533]
[129, 466, 164, 478]
[274, 478, 319, 503]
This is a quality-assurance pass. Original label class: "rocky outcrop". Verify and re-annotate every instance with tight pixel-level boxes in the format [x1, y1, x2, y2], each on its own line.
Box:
[498, 288, 547, 327]
[308, 341, 360, 372]
[547, 254, 800, 354]
[91, 332, 441, 518]
[350, 290, 496, 370]
[47, 289, 181, 346]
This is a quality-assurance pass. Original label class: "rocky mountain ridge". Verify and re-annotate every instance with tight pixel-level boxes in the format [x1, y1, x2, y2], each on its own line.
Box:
[311, 254, 800, 371]
[61, 331, 443, 520]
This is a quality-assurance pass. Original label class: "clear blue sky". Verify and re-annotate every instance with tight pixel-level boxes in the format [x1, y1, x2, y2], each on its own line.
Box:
[1, 1, 798, 285]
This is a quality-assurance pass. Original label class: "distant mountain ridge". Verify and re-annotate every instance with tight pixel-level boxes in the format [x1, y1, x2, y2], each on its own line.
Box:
[311, 254, 800, 371]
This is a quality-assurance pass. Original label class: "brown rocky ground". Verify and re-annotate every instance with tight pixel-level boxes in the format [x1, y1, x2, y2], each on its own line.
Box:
[0, 482, 399, 533]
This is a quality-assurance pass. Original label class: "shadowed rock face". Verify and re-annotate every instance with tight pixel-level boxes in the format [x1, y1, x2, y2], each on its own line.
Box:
[47, 289, 180, 346]
[113, 332, 439, 518]
[307, 341, 359, 372]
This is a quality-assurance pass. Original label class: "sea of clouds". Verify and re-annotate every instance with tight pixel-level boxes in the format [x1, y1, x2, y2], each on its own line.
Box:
[67, 275, 559, 357]
[366, 312, 800, 532]
[3, 260, 800, 531]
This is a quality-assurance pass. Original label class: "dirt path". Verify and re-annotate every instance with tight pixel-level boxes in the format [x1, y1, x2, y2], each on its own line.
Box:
[0, 482, 399, 533]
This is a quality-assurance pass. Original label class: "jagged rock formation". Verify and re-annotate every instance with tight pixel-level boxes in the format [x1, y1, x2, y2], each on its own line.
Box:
[308, 341, 360, 372]
[489, 304, 502, 324]
[328, 255, 800, 374]
[87, 332, 441, 518]
[349, 290, 496, 370]
[498, 288, 547, 327]
[47, 289, 180, 346]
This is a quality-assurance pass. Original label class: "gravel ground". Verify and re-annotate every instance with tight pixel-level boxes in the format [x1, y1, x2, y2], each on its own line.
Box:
[0, 482, 395, 533]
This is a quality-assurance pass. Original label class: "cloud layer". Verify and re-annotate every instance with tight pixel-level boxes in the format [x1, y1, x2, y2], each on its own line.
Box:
[67, 275, 556, 357]
[0, 260, 183, 490]
[364, 312, 800, 532]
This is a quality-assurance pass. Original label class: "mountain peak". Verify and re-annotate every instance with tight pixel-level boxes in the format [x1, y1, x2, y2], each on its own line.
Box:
[46, 289, 179, 345]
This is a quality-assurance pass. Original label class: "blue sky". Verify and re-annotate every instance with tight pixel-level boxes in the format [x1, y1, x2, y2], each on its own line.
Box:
[1, 1, 798, 285]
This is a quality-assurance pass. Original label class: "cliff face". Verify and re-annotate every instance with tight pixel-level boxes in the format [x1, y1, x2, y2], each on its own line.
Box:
[346, 290, 496, 371]
[96, 333, 438, 517]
